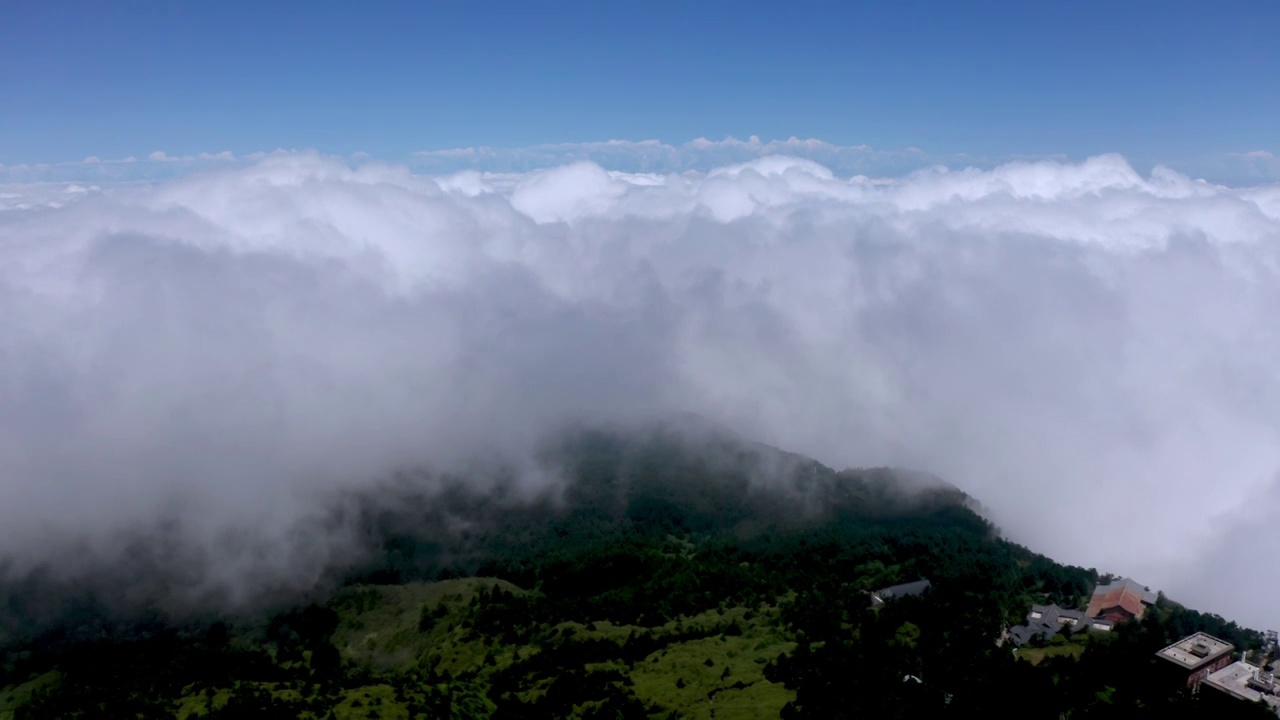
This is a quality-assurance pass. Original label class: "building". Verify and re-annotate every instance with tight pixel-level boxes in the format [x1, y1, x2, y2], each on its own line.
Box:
[1009, 603, 1092, 647]
[1008, 624, 1046, 647]
[870, 579, 931, 607]
[1086, 577, 1157, 624]
[1203, 659, 1280, 714]
[1155, 632, 1236, 689]
[1204, 631, 1280, 714]
[1087, 617, 1115, 632]
[1029, 604, 1087, 629]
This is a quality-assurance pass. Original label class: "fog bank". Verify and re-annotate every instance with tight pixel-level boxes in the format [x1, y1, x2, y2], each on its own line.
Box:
[2, 153, 1278, 625]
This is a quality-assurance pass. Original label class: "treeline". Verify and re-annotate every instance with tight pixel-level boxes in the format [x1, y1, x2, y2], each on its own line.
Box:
[0, 424, 1269, 718]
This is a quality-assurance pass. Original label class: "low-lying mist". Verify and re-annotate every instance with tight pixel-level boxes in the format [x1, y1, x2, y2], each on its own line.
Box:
[2, 152, 1278, 628]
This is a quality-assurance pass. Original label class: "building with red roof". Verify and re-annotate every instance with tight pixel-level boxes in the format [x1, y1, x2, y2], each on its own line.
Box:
[1085, 577, 1157, 624]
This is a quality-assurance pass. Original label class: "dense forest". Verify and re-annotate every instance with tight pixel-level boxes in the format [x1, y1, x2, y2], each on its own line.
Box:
[0, 422, 1271, 719]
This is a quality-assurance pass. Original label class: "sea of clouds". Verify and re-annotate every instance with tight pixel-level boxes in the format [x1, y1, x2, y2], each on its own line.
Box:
[2, 151, 1279, 625]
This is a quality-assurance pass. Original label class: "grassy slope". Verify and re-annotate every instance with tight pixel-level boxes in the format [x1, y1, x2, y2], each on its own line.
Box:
[0, 672, 58, 720]
[1015, 632, 1092, 666]
[310, 579, 794, 719]
[330, 577, 523, 674]
[625, 606, 793, 719]
[165, 579, 521, 720]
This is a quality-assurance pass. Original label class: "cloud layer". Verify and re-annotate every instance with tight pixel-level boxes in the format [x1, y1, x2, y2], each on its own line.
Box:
[410, 136, 977, 177]
[2, 152, 1280, 625]
[412, 136, 1280, 186]
[7, 136, 1278, 186]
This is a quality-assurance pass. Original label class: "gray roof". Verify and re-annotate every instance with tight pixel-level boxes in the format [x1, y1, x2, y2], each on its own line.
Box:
[1012, 601, 1108, 647]
[1009, 622, 1059, 647]
[1157, 632, 1235, 670]
[1037, 606, 1063, 625]
[1028, 603, 1089, 627]
[1204, 661, 1280, 711]
[1009, 625, 1037, 646]
[876, 579, 932, 600]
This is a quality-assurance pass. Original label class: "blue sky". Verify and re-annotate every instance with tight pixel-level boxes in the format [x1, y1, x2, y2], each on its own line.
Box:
[2, 0, 1277, 174]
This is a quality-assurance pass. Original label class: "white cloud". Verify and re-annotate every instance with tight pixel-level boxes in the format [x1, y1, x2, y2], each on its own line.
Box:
[410, 138, 1280, 186]
[1162, 150, 1280, 186]
[10, 138, 1279, 187]
[416, 146, 486, 159]
[410, 136, 963, 177]
[150, 149, 235, 163]
[2, 150, 251, 185]
[2, 151, 1280, 623]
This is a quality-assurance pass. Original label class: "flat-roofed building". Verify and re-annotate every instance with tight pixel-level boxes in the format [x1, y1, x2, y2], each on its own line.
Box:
[1156, 632, 1236, 689]
[1203, 660, 1280, 714]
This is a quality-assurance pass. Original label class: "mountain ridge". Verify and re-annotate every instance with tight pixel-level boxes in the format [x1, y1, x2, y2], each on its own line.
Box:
[0, 424, 1268, 719]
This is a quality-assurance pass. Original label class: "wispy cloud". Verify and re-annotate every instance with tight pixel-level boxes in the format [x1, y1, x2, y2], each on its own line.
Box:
[410, 135, 994, 177]
[1160, 149, 1280, 185]
[411, 137, 1280, 186]
[0, 149, 247, 184]
[8, 138, 1280, 186]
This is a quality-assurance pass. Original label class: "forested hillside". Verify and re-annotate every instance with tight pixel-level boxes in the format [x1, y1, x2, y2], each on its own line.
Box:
[0, 424, 1269, 719]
